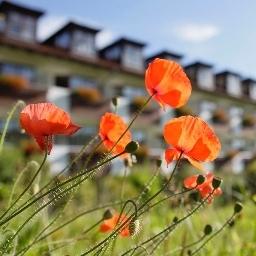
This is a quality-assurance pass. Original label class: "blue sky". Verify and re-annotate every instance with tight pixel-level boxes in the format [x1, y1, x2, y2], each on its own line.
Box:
[17, 0, 256, 78]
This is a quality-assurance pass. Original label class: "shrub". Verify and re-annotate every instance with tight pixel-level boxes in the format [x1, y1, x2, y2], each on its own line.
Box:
[72, 87, 103, 105]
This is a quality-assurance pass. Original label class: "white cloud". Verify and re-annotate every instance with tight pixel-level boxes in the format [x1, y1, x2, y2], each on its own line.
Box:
[96, 30, 115, 48]
[173, 23, 220, 43]
[38, 16, 67, 41]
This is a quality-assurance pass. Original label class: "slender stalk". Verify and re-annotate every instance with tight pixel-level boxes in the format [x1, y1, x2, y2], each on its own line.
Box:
[15, 200, 125, 256]
[81, 154, 182, 255]
[0, 150, 47, 222]
[0, 150, 124, 227]
[0, 100, 24, 154]
[121, 191, 216, 256]
[190, 214, 235, 255]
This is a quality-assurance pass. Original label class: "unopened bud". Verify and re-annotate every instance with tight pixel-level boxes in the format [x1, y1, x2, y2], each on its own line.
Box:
[125, 141, 139, 153]
[172, 216, 179, 223]
[196, 175, 205, 185]
[103, 209, 113, 220]
[187, 250, 192, 255]
[156, 159, 162, 168]
[229, 220, 235, 228]
[212, 177, 222, 189]
[234, 202, 243, 214]
[112, 97, 118, 107]
[129, 218, 141, 237]
[204, 224, 212, 235]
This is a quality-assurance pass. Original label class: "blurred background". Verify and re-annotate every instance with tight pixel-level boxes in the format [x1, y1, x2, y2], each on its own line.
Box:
[0, 1, 256, 254]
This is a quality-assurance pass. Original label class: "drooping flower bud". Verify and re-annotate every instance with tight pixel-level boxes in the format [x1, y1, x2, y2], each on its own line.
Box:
[234, 202, 243, 214]
[196, 175, 205, 185]
[204, 224, 213, 235]
[212, 177, 222, 189]
[125, 141, 139, 154]
[103, 209, 113, 220]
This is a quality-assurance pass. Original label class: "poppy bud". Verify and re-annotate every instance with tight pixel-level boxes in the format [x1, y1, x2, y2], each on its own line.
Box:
[212, 177, 222, 189]
[196, 175, 205, 185]
[103, 209, 113, 220]
[187, 250, 192, 255]
[172, 216, 179, 223]
[112, 97, 118, 107]
[234, 202, 243, 214]
[156, 159, 162, 168]
[128, 218, 141, 237]
[229, 220, 235, 228]
[204, 224, 213, 235]
[125, 141, 139, 153]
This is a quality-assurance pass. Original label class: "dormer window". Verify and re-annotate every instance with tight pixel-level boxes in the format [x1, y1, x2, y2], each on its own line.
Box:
[7, 12, 35, 41]
[99, 38, 145, 71]
[242, 79, 256, 100]
[227, 75, 241, 96]
[146, 50, 183, 66]
[72, 30, 96, 57]
[0, 1, 44, 42]
[43, 22, 99, 59]
[185, 62, 214, 90]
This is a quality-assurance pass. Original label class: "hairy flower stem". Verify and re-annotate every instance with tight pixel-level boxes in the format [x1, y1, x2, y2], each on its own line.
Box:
[190, 213, 236, 255]
[10, 135, 99, 218]
[81, 154, 182, 255]
[15, 201, 125, 256]
[0, 100, 24, 154]
[122, 191, 216, 256]
[0, 151, 125, 227]
[0, 150, 48, 222]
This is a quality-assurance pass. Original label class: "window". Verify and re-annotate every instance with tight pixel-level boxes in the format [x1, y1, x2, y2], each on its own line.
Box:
[249, 83, 256, 100]
[70, 76, 97, 89]
[55, 32, 71, 49]
[199, 101, 216, 122]
[0, 63, 35, 81]
[122, 86, 145, 99]
[197, 68, 214, 90]
[229, 107, 243, 133]
[72, 30, 96, 57]
[7, 12, 35, 41]
[227, 75, 241, 96]
[0, 13, 6, 32]
[104, 46, 121, 61]
[122, 45, 143, 70]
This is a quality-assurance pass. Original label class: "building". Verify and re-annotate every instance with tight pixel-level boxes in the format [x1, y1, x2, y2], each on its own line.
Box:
[0, 0, 255, 173]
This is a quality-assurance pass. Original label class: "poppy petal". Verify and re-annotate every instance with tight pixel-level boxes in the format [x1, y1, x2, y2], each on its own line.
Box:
[184, 175, 198, 189]
[186, 156, 205, 171]
[165, 148, 181, 164]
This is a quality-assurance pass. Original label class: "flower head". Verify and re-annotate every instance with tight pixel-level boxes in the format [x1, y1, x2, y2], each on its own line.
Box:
[99, 212, 130, 237]
[145, 58, 191, 108]
[20, 103, 80, 154]
[99, 113, 132, 158]
[163, 115, 221, 170]
[184, 173, 222, 203]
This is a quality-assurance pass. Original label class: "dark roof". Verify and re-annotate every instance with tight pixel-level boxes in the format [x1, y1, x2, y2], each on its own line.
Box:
[184, 61, 213, 69]
[99, 37, 146, 53]
[0, 1, 44, 17]
[146, 50, 183, 62]
[242, 78, 256, 84]
[42, 21, 100, 45]
[215, 70, 241, 78]
[0, 35, 143, 76]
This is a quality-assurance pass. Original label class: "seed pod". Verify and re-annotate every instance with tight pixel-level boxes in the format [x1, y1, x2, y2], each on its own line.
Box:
[234, 202, 243, 214]
[103, 209, 113, 220]
[125, 141, 139, 153]
[212, 177, 222, 189]
[196, 175, 205, 185]
[204, 224, 213, 235]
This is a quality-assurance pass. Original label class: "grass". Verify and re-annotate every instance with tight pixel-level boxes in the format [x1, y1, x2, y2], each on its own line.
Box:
[0, 158, 254, 255]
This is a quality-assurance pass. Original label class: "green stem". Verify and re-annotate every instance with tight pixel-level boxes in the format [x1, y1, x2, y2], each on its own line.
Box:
[0, 100, 24, 154]
[190, 214, 235, 255]
[0, 151, 124, 227]
[0, 150, 47, 222]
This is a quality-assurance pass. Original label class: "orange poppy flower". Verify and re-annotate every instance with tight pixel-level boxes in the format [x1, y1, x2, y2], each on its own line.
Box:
[163, 116, 221, 170]
[100, 212, 130, 237]
[99, 113, 132, 157]
[184, 173, 222, 203]
[145, 58, 191, 108]
[20, 103, 80, 154]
